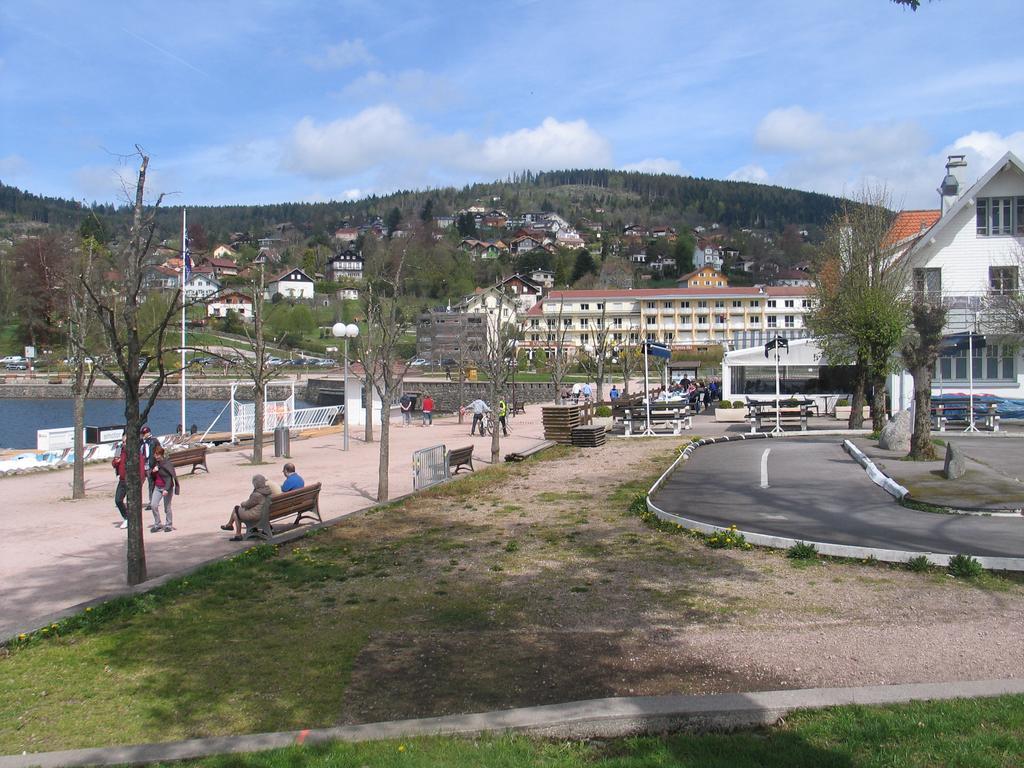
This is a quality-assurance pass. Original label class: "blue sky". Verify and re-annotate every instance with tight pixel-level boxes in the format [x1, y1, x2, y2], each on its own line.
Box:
[1, 0, 1022, 209]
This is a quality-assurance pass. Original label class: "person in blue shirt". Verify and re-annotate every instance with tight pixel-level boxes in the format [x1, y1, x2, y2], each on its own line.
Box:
[609, 385, 620, 402]
[281, 462, 305, 492]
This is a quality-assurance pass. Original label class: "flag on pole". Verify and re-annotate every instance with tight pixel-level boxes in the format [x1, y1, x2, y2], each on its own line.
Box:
[183, 234, 193, 282]
[764, 335, 789, 357]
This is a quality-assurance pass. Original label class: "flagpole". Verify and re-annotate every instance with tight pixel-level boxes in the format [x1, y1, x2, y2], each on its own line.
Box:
[180, 208, 187, 435]
[965, 330, 978, 433]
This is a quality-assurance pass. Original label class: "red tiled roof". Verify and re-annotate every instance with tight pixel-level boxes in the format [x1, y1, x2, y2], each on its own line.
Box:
[884, 210, 940, 246]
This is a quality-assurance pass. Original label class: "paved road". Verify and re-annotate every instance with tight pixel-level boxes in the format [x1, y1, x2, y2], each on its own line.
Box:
[651, 437, 1024, 558]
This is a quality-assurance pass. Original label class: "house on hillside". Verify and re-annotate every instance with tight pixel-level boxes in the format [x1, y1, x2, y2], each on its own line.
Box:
[769, 269, 815, 288]
[694, 240, 724, 270]
[205, 257, 239, 277]
[326, 248, 364, 282]
[529, 269, 555, 289]
[207, 290, 253, 319]
[677, 266, 728, 289]
[212, 245, 238, 260]
[183, 272, 221, 302]
[142, 264, 179, 291]
[267, 267, 315, 300]
[510, 234, 544, 256]
[893, 151, 1024, 405]
[496, 274, 545, 311]
[334, 227, 359, 244]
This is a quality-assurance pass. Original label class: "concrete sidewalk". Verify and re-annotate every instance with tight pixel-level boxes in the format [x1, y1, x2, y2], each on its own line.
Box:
[0, 409, 549, 640]
[2, 678, 1022, 768]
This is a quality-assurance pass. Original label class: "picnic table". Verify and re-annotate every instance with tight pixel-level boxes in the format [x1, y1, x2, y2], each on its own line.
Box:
[747, 398, 812, 433]
[931, 397, 1000, 431]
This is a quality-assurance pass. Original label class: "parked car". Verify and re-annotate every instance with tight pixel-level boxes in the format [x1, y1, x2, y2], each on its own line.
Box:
[266, 356, 285, 367]
[409, 358, 428, 367]
[0, 355, 25, 364]
[5, 361, 29, 370]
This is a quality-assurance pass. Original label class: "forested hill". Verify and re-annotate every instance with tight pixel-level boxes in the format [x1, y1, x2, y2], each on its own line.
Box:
[0, 169, 845, 240]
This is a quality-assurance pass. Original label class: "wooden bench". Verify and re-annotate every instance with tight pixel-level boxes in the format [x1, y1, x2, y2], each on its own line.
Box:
[448, 445, 475, 474]
[249, 482, 323, 540]
[168, 445, 209, 474]
[622, 406, 692, 436]
[931, 400, 1000, 431]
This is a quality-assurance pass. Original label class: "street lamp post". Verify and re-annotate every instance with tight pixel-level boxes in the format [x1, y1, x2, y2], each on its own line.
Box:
[332, 322, 360, 451]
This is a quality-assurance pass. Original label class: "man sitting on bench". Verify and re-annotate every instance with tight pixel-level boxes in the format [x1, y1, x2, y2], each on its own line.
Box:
[220, 474, 273, 541]
[281, 462, 304, 492]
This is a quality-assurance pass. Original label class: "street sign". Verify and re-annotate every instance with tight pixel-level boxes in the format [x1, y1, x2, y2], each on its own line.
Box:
[643, 341, 671, 360]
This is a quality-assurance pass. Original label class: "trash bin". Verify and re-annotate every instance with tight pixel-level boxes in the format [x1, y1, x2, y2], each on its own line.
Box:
[273, 426, 290, 458]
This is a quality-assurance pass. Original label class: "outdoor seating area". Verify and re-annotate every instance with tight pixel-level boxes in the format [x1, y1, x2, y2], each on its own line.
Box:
[621, 405, 693, 436]
[167, 444, 209, 474]
[746, 397, 813, 433]
[931, 398, 1000, 432]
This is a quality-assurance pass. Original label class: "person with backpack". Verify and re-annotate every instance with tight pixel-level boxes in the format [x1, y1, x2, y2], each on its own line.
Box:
[139, 425, 161, 509]
[149, 445, 180, 532]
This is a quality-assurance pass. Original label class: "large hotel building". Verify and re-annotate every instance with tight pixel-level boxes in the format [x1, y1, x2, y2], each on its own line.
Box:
[520, 268, 814, 352]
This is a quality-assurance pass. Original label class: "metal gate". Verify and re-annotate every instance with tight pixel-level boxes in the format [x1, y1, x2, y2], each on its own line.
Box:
[412, 443, 450, 490]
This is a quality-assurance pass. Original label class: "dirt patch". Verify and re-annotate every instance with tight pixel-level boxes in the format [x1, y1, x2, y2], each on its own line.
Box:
[294, 437, 1024, 723]
[339, 629, 789, 723]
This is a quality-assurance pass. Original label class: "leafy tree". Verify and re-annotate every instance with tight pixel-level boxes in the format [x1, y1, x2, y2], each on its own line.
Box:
[808, 188, 908, 430]
[571, 249, 598, 284]
[385, 206, 402, 238]
[187, 222, 209, 252]
[456, 212, 477, 238]
[419, 198, 434, 224]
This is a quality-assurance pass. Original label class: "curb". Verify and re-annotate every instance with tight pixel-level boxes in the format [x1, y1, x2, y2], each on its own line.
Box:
[2, 679, 1023, 768]
[648, 437, 1024, 572]
[842, 440, 908, 499]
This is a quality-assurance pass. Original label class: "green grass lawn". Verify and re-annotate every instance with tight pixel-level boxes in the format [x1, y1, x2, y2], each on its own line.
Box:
[2, 441, 1021, 761]
[154, 695, 1024, 767]
[0, 323, 19, 356]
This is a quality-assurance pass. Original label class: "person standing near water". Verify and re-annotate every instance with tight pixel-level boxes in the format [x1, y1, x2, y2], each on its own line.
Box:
[112, 435, 145, 529]
[149, 445, 179, 532]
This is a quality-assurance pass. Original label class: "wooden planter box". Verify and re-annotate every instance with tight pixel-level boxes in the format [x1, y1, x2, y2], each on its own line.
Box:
[714, 407, 748, 423]
[834, 405, 870, 420]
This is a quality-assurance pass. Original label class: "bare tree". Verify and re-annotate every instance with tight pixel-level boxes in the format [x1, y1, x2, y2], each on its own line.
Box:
[902, 300, 948, 460]
[470, 289, 521, 464]
[81, 149, 181, 586]
[68, 235, 102, 499]
[547, 297, 573, 403]
[617, 344, 641, 396]
[355, 255, 413, 501]
[229, 265, 273, 464]
[576, 303, 612, 402]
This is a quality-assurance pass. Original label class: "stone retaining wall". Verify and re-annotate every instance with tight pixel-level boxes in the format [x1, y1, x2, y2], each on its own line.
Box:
[0, 382, 295, 400]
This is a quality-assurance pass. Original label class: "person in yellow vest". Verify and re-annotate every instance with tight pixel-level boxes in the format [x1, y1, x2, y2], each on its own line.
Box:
[497, 398, 509, 436]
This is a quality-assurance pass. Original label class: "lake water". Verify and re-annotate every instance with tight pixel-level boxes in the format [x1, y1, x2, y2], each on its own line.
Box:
[0, 398, 310, 450]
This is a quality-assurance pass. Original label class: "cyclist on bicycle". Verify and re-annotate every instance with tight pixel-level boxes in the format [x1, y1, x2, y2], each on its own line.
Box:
[467, 398, 491, 437]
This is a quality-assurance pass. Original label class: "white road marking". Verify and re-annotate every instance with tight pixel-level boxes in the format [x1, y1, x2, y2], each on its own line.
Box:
[760, 448, 771, 489]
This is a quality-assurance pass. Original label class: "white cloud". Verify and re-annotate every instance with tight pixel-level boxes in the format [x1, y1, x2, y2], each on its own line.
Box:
[339, 69, 457, 111]
[621, 157, 683, 174]
[948, 130, 1024, 173]
[0, 154, 28, 179]
[306, 38, 374, 70]
[285, 105, 420, 178]
[474, 117, 611, 174]
[284, 108, 612, 184]
[727, 164, 769, 183]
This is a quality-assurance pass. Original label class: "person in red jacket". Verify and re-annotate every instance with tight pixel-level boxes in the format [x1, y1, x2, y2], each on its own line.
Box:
[111, 435, 146, 530]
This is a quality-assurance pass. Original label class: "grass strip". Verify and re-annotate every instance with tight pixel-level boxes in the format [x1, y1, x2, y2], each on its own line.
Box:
[164, 694, 1024, 768]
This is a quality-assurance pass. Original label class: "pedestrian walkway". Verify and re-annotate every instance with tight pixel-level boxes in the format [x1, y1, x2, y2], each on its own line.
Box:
[0, 410, 548, 640]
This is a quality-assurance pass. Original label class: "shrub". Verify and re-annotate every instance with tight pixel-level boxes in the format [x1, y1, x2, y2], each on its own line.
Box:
[704, 524, 752, 550]
[595, 405, 612, 417]
[787, 541, 818, 560]
[948, 553, 984, 578]
[836, 398, 850, 407]
[907, 554, 932, 572]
